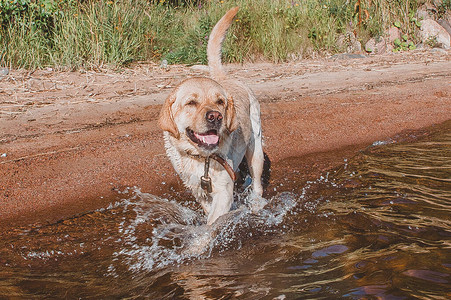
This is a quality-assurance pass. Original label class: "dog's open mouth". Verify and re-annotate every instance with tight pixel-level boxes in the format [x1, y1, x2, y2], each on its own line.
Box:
[186, 128, 220, 149]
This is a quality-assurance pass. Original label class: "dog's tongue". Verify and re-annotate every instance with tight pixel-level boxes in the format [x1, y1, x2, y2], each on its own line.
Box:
[195, 132, 219, 145]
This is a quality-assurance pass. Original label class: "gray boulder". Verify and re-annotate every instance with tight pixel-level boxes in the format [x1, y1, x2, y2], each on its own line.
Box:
[420, 19, 451, 49]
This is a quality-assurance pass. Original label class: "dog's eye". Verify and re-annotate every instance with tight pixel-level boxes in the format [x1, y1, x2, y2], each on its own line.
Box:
[186, 100, 198, 106]
[216, 98, 225, 106]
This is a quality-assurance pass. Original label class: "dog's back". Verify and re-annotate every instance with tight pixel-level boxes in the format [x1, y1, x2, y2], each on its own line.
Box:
[207, 7, 239, 81]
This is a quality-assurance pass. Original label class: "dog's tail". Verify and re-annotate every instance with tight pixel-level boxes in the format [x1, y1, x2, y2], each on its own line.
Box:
[207, 7, 239, 80]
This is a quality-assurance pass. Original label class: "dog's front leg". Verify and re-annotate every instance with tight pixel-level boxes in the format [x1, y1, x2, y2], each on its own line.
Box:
[206, 178, 234, 225]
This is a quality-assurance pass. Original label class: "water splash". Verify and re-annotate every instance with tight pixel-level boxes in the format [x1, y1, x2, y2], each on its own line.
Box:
[111, 181, 327, 274]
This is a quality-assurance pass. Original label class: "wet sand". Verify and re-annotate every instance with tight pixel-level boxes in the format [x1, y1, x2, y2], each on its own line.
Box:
[1, 50, 450, 229]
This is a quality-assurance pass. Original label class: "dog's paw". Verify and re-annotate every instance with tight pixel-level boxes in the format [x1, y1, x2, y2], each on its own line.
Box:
[246, 193, 268, 214]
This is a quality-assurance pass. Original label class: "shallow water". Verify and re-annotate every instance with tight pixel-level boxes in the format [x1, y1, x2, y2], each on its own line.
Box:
[1, 123, 450, 299]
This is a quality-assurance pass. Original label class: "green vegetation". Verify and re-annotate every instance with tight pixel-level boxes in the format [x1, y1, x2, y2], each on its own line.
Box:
[391, 2, 423, 52]
[0, 0, 423, 70]
[437, 0, 451, 19]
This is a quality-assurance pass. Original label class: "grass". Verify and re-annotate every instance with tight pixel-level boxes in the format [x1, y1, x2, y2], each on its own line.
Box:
[0, 0, 423, 70]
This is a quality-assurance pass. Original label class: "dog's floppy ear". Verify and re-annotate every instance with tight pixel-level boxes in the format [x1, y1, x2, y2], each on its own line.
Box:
[226, 96, 238, 133]
[159, 92, 180, 139]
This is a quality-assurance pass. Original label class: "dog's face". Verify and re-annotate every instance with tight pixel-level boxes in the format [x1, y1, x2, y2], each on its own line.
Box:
[159, 77, 238, 155]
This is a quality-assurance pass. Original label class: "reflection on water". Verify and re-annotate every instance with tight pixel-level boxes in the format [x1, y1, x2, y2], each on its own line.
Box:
[1, 122, 450, 299]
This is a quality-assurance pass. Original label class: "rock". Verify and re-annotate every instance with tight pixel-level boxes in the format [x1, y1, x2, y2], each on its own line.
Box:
[365, 37, 387, 54]
[416, 8, 429, 21]
[386, 26, 401, 52]
[336, 32, 362, 54]
[415, 43, 426, 50]
[160, 59, 169, 70]
[420, 19, 451, 49]
[349, 32, 362, 53]
[336, 34, 347, 53]
[416, 5, 434, 21]
[387, 27, 401, 43]
[376, 38, 387, 54]
[0, 67, 9, 79]
[365, 38, 376, 53]
[431, 47, 448, 54]
[330, 53, 366, 60]
[437, 19, 451, 36]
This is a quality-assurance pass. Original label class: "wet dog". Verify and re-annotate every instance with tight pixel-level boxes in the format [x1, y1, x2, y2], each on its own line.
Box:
[159, 7, 264, 225]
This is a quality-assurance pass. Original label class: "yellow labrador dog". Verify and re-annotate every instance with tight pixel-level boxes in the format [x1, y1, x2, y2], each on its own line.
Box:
[159, 7, 264, 225]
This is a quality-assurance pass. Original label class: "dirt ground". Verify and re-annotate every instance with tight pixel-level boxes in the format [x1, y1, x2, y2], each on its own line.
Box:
[1, 50, 450, 229]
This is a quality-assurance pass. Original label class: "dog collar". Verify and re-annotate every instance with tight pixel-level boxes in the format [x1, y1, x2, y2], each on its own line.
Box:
[191, 153, 237, 193]
[210, 154, 237, 182]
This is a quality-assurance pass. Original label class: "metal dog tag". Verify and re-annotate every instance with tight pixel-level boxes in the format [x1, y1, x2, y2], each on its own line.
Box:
[201, 156, 213, 193]
[201, 176, 212, 193]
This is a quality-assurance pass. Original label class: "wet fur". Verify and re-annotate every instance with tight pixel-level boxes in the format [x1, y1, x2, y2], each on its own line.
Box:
[159, 7, 264, 225]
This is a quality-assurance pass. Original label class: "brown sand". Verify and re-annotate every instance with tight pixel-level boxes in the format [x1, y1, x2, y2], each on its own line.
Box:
[1, 50, 450, 229]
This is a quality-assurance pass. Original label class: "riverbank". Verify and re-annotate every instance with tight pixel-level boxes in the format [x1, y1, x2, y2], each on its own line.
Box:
[1, 50, 450, 229]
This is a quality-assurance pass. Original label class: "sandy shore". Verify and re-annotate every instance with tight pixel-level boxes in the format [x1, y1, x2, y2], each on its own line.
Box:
[1, 50, 450, 229]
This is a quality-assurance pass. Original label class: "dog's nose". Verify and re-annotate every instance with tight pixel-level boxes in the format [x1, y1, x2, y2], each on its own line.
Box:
[206, 110, 223, 124]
